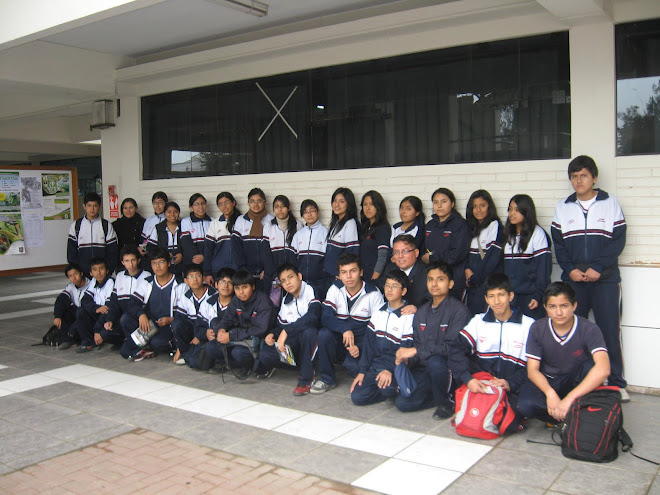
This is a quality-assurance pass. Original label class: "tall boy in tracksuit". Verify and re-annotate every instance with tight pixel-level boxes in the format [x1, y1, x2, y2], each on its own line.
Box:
[202, 269, 276, 377]
[351, 269, 414, 406]
[551, 155, 628, 399]
[187, 268, 235, 369]
[449, 273, 534, 418]
[75, 258, 114, 353]
[97, 245, 150, 347]
[395, 261, 471, 419]
[67, 192, 118, 276]
[291, 206, 332, 302]
[311, 253, 384, 394]
[260, 263, 321, 396]
[171, 264, 216, 364]
[120, 248, 183, 361]
[54, 264, 90, 350]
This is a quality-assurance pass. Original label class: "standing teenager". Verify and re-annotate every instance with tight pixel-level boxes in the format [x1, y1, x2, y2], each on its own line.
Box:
[147, 201, 184, 280]
[264, 195, 303, 292]
[325, 187, 360, 279]
[504, 194, 552, 320]
[292, 199, 332, 299]
[359, 190, 390, 281]
[464, 190, 505, 315]
[112, 198, 145, 262]
[390, 196, 426, 251]
[180, 193, 211, 266]
[204, 192, 241, 284]
[139, 191, 168, 270]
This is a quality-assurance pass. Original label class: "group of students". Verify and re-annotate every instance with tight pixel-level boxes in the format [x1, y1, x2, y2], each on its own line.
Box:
[58, 154, 628, 425]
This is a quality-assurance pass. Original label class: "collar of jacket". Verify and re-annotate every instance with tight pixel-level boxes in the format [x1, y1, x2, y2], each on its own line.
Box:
[565, 188, 609, 204]
[482, 307, 524, 324]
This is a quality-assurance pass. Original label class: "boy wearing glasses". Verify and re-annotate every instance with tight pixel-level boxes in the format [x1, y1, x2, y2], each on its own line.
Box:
[351, 269, 414, 405]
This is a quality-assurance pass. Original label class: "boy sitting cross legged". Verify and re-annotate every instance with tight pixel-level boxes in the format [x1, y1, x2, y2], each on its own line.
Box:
[351, 269, 414, 406]
[54, 264, 90, 350]
[171, 264, 217, 365]
[119, 248, 183, 362]
[449, 273, 534, 426]
[311, 253, 384, 394]
[517, 282, 610, 423]
[395, 261, 471, 419]
[202, 269, 276, 378]
[98, 245, 150, 349]
[75, 258, 114, 353]
[260, 263, 321, 396]
[186, 268, 235, 369]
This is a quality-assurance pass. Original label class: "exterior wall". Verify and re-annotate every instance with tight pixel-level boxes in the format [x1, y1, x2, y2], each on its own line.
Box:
[101, 11, 660, 388]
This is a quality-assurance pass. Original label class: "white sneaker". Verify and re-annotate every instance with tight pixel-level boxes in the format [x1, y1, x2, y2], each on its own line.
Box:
[620, 388, 631, 403]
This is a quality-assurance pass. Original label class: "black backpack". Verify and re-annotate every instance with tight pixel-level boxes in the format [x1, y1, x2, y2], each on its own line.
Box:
[560, 386, 629, 463]
[42, 325, 62, 347]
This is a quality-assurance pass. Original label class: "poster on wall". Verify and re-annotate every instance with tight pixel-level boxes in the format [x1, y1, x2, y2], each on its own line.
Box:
[41, 173, 72, 220]
[0, 213, 25, 255]
[0, 171, 21, 213]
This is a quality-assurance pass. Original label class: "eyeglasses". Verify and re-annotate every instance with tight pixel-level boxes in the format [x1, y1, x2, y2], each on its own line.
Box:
[392, 249, 415, 256]
[383, 283, 403, 290]
[192, 202, 207, 207]
[303, 209, 318, 215]
[217, 280, 233, 287]
[248, 199, 265, 205]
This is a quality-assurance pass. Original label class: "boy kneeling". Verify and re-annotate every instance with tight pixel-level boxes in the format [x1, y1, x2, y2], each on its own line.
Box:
[517, 282, 610, 423]
[351, 269, 414, 405]
[260, 264, 321, 395]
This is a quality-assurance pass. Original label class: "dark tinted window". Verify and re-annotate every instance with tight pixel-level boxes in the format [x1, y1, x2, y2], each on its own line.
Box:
[142, 32, 570, 179]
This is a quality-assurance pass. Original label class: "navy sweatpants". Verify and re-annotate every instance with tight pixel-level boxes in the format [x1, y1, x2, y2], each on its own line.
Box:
[395, 354, 452, 412]
[259, 326, 318, 386]
[203, 340, 254, 370]
[571, 281, 625, 388]
[351, 367, 397, 406]
[316, 328, 364, 385]
[119, 314, 173, 359]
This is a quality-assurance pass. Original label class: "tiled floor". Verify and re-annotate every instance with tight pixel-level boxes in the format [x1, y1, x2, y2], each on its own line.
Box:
[0, 271, 659, 494]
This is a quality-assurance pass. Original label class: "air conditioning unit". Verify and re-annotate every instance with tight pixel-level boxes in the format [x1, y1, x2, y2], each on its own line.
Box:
[90, 100, 115, 130]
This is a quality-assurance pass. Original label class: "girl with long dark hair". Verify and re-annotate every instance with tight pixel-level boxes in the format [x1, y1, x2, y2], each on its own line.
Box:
[264, 195, 303, 290]
[147, 201, 185, 279]
[504, 194, 552, 319]
[112, 198, 145, 264]
[464, 190, 505, 314]
[324, 187, 359, 277]
[359, 190, 390, 281]
[180, 193, 211, 266]
[390, 196, 425, 251]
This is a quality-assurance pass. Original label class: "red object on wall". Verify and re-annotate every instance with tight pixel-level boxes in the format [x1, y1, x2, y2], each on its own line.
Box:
[109, 194, 119, 218]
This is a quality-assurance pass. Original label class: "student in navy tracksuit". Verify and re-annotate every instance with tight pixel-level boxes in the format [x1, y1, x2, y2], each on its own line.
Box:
[351, 269, 414, 406]
[97, 245, 150, 348]
[147, 202, 185, 280]
[390, 196, 426, 251]
[263, 195, 302, 294]
[504, 194, 552, 320]
[171, 264, 216, 365]
[180, 193, 212, 268]
[120, 248, 182, 361]
[359, 190, 391, 282]
[464, 190, 505, 315]
[203, 192, 241, 285]
[292, 199, 332, 301]
[188, 268, 235, 369]
[260, 264, 321, 395]
[75, 258, 114, 353]
[311, 253, 384, 394]
[395, 261, 471, 419]
[232, 188, 274, 293]
[324, 188, 360, 278]
[139, 191, 167, 271]
[54, 264, 90, 349]
[201, 269, 276, 377]
[67, 192, 118, 277]
[422, 188, 471, 301]
[551, 155, 628, 398]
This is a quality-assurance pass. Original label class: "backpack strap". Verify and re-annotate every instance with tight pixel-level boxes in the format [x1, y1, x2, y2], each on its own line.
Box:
[75, 217, 109, 239]
[619, 427, 660, 465]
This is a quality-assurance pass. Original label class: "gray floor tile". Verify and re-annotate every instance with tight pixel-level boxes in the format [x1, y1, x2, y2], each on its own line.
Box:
[649, 475, 660, 495]
[550, 462, 655, 495]
[0, 418, 28, 436]
[32, 412, 124, 442]
[0, 463, 14, 475]
[317, 395, 395, 423]
[1, 402, 78, 427]
[427, 418, 506, 446]
[50, 388, 127, 412]
[278, 443, 388, 485]
[468, 448, 569, 489]
[366, 403, 440, 434]
[0, 394, 43, 415]
[131, 407, 215, 435]
[177, 418, 264, 451]
[0, 429, 68, 464]
[0, 368, 32, 381]
[443, 474, 545, 495]
[5, 441, 79, 470]
[224, 429, 324, 466]
[71, 423, 136, 447]
[94, 396, 170, 425]
[20, 381, 89, 401]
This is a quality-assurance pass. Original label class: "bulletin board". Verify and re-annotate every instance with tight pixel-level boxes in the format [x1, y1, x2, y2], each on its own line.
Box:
[0, 166, 79, 275]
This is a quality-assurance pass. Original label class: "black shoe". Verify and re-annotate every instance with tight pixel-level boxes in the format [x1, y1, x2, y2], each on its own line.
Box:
[256, 368, 276, 379]
[232, 368, 250, 380]
[58, 342, 71, 351]
[433, 403, 454, 420]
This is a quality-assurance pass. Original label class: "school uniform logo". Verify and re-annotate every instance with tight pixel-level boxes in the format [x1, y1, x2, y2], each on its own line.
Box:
[420, 323, 426, 331]
[444, 230, 452, 237]
[513, 340, 523, 349]
[573, 349, 583, 357]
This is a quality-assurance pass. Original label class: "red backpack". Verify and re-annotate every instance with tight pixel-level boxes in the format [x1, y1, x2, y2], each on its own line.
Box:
[453, 371, 516, 439]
